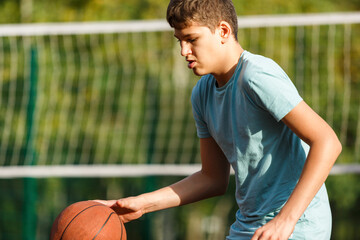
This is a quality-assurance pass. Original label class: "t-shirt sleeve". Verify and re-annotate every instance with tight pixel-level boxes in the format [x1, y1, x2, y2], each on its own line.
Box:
[191, 81, 212, 138]
[244, 59, 302, 122]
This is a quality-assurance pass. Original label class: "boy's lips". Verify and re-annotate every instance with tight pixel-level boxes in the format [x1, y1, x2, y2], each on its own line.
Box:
[187, 59, 196, 69]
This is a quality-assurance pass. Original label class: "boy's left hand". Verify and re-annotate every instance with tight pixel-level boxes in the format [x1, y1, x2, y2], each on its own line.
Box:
[250, 216, 295, 240]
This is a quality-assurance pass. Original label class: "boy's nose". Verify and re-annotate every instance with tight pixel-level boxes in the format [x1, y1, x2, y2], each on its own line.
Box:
[180, 43, 192, 57]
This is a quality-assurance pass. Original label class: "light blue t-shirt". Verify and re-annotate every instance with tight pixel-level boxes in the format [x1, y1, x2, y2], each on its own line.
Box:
[191, 51, 331, 239]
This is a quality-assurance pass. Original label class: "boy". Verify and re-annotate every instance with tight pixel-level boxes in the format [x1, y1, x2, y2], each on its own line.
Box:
[98, 0, 342, 239]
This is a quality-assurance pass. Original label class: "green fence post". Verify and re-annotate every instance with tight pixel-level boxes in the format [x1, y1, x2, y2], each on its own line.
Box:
[144, 75, 160, 240]
[23, 46, 38, 240]
[23, 177, 37, 240]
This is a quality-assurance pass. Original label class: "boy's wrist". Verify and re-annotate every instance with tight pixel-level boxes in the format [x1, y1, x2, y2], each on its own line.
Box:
[137, 193, 160, 214]
[276, 207, 301, 226]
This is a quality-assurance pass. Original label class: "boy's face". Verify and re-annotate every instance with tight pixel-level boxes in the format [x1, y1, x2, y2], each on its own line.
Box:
[174, 22, 224, 77]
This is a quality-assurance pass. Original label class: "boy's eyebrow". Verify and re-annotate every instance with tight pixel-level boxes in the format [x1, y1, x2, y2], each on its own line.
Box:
[173, 33, 198, 40]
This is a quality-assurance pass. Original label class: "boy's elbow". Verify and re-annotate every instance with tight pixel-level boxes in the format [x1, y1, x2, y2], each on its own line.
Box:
[214, 178, 229, 196]
[204, 174, 229, 197]
[216, 186, 227, 196]
[328, 132, 342, 161]
[335, 137, 342, 156]
[331, 130, 342, 154]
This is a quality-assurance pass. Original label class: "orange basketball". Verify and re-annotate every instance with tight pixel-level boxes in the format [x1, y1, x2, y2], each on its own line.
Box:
[50, 200, 126, 240]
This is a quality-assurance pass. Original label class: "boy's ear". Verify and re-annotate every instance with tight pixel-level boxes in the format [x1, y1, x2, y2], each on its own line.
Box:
[218, 21, 232, 43]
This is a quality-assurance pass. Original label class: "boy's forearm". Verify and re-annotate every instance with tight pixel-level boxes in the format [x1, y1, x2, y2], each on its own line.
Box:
[276, 136, 341, 225]
[138, 170, 227, 214]
[138, 186, 181, 214]
[277, 101, 342, 225]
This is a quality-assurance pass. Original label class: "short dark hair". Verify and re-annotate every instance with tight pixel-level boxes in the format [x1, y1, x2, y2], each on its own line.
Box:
[166, 0, 238, 40]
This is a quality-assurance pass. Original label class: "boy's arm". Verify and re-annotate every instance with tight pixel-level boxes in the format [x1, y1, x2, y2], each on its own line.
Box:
[97, 137, 230, 223]
[251, 100, 342, 240]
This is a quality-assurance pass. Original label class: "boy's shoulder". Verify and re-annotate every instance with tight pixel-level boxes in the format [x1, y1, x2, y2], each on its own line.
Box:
[240, 51, 289, 86]
[191, 51, 289, 99]
[241, 51, 281, 75]
[192, 73, 215, 95]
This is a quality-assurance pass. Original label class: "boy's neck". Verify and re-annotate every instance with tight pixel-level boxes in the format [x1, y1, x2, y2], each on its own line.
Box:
[213, 44, 244, 88]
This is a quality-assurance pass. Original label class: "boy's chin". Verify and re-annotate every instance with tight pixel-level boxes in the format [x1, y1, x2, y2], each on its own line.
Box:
[192, 68, 209, 77]
[193, 71, 203, 76]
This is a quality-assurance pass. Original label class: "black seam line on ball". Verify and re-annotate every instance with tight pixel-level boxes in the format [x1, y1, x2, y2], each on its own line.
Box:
[60, 204, 104, 240]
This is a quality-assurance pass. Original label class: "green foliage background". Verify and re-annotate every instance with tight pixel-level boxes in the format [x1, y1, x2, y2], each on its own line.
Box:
[0, 0, 359, 239]
[0, 0, 359, 23]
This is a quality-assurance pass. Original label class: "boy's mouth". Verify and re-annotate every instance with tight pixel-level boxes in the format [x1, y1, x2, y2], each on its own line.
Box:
[187, 60, 196, 69]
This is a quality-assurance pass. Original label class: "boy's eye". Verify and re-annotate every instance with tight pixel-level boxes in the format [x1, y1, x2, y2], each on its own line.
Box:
[175, 38, 197, 45]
